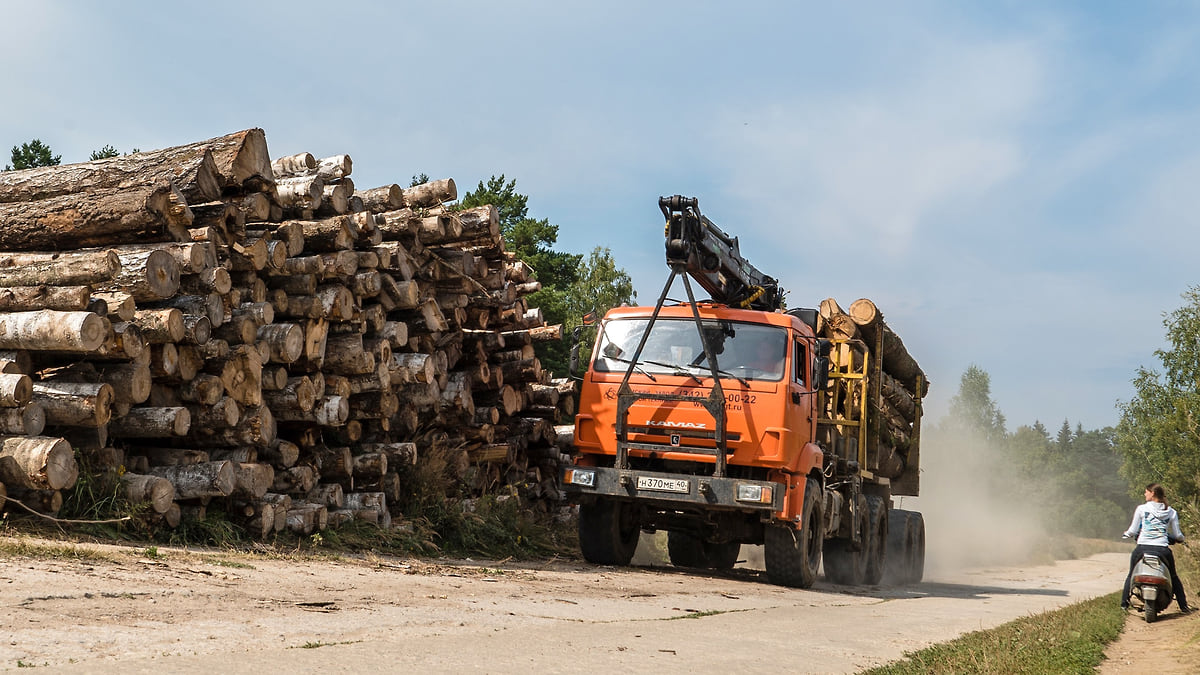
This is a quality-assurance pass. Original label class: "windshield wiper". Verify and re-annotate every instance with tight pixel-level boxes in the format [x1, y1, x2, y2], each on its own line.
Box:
[605, 356, 657, 382]
[681, 360, 749, 387]
[642, 360, 703, 384]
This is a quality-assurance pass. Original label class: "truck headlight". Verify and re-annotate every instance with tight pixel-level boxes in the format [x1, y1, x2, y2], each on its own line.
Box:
[564, 468, 596, 488]
[735, 483, 773, 504]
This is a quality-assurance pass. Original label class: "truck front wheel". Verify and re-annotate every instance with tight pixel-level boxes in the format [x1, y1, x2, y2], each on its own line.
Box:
[578, 498, 639, 566]
[765, 477, 824, 588]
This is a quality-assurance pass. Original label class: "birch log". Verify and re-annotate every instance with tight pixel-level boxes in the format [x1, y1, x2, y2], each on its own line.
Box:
[0, 250, 120, 287]
[148, 461, 235, 499]
[0, 435, 78, 490]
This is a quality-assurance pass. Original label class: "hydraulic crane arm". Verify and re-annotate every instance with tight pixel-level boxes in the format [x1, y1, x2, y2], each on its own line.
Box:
[660, 195, 784, 311]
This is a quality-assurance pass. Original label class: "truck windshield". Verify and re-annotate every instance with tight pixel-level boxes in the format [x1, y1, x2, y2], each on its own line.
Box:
[593, 318, 787, 381]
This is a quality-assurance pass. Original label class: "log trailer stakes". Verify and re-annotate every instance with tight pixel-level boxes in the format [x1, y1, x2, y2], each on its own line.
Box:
[563, 196, 928, 588]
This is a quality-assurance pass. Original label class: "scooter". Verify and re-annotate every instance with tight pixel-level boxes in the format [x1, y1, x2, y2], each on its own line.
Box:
[1129, 551, 1174, 623]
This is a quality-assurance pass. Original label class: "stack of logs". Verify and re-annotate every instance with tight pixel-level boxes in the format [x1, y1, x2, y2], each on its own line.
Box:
[0, 128, 576, 537]
[816, 298, 927, 484]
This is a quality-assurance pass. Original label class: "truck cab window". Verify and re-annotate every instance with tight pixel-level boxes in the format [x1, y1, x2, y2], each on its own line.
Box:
[793, 341, 806, 385]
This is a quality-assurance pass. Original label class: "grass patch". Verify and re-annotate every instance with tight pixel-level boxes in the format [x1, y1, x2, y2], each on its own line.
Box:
[203, 556, 256, 570]
[862, 592, 1126, 675]
[0, 537, 114, 563]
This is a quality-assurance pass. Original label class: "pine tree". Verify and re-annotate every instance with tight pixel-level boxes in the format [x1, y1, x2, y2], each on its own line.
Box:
[5, 139, 61, 170]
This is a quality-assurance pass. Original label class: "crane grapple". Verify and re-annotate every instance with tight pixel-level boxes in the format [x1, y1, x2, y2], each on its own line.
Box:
[660, 195, 784, 312]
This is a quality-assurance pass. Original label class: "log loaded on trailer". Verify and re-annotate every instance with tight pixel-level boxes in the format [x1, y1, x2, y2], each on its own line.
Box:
[562, 196, 928, 588]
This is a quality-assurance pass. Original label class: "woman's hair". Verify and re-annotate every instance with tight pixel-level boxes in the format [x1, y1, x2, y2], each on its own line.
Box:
[1146, 483, 1167, 505]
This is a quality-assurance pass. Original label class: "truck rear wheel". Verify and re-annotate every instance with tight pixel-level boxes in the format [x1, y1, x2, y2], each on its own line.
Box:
[884, 510, 927, 585]
[705, 541, 741, 570]
[578, 498, 638, 566]
[668, 533, 742, 570]
[863, 495, 888, 585]
[884, 509, 911, 584]
[908, 512, 926, 583]
[765, 477, 823, 588]
[824, 494, 867, 585]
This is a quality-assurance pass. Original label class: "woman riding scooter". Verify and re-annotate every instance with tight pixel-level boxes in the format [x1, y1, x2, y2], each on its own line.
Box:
[1121, 483, 1191, 614]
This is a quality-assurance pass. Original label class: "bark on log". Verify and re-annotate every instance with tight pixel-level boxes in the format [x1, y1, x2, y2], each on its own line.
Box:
[0, 373, 32, 407]
[0, 145, 220, 204]
[402, 178, 457, 208]
[0, 285, 92, 312]
[133, 308, 185, 344]
[0, 183, 191, 250]
[109, 406, 191, 437]
[271, 152, 316, 179]
[201, 128, 274, 193]
[90, 292, 135, 323]
[148, 461, 234, 499]
[33, 381, 113, 427]
[355, 185, 403, 213]
[96, 249, 181, 301]
[0, 403, 46, 436]
[257, 323, 304, 363]
[259, 439, 300, 469]
[847, 298, 928, 396]
[230, 461, 275, 500]
[273, 395, 348, 426]
[314, 155, 352, 181]
[120, 473, 176, 513]
[272, 466, 317, 494]
[0, 435, 77, 490]
[0, 244, 121, 286]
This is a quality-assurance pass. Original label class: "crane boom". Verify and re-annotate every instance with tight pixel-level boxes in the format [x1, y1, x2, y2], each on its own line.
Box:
[660, 195, 784, 311]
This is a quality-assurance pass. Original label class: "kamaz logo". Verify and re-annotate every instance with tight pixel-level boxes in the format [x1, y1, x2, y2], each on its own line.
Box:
[646, 420, 707, 429]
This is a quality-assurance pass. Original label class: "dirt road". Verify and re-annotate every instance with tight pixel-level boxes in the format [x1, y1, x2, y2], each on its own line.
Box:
[0, 537, 1128, 674]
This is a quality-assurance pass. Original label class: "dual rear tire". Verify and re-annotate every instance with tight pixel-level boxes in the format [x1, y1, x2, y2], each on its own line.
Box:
[883, 509, 925, 585]
[823, 494, 868, 585]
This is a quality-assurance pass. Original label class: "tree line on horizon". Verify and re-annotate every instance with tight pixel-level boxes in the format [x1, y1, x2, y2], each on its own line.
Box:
[936, 287, 1200, 563]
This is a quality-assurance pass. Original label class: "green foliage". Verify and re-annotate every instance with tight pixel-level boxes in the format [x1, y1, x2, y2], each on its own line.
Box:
[5, 139, 61, 170]
[58, 455, 148, 540]
[460, 175, 529, 233]
[864, 592, 1126, 674]
[460, 176, 634, 377]
[158, 508, 245, 548]
[944, 365, 1008, 443]
[933, 366, 1134, 540]
[90, 144, 119, 160]
[1115, 286, 1200, 535]
[410, 172, 430, 187]
[564, 246, 636, 371]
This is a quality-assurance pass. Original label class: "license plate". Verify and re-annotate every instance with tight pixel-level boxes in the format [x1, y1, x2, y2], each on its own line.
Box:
[636, 476, 690, 494]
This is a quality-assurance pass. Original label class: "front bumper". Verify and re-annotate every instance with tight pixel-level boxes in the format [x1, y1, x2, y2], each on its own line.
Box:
[562, 465, 784, 513]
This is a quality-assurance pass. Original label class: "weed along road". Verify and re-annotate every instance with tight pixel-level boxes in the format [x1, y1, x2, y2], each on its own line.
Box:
[0, 542, 1127, 673]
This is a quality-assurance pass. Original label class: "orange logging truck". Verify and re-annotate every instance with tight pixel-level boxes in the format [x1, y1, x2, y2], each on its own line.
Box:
[562, 196, 927, 588]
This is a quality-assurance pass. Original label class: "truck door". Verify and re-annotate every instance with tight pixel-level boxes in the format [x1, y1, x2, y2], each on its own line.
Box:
[785, 337, 815, 446]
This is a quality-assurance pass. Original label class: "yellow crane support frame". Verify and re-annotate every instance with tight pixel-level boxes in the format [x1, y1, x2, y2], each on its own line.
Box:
[815, 337, 873, 474]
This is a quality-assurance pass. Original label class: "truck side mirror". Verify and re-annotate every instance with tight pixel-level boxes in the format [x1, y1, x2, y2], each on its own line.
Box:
[815, 338, 832, 359]
[814, 357, 829, 390]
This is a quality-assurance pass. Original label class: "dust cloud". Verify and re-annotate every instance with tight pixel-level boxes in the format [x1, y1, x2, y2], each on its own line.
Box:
[625, 428, 1051, 577]
[903, 429, 1048, 574]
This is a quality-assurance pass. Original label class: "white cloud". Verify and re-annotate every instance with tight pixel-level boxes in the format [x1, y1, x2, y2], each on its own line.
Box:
[706, 33, 1045, 257]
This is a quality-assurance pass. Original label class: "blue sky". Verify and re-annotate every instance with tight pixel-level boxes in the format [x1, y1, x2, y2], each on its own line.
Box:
[3, 1, 1198, 430]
